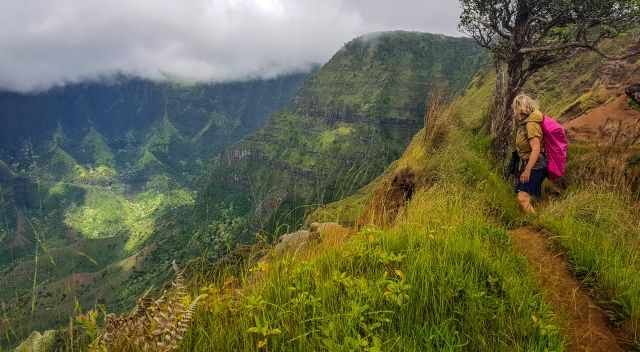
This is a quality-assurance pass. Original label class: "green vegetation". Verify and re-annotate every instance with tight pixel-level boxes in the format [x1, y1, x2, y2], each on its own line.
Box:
[0, 73, 309, 348]
[77, 166, 118, 186]
[81, 128, 115, 167]
[318, 126, 355, 151]
[6, 29, 640, 351]
[64, 189, 129, 239]
[199, 32, 487, 239]
[185, 220, 561, 351]
[182, 96, 563, 350]
[144, 115, 184, 156]
[63, 186, 193, 250]
[44, 146, 85, 181]
[295, 32, 486, 120]
[538, 189, 640, 333]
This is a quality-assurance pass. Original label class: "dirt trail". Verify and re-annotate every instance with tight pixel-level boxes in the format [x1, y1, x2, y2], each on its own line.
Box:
[509, 227, 623, 352]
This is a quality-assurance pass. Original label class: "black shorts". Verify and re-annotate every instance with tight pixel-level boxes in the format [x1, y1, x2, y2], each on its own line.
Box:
[515, 168, 547, 198]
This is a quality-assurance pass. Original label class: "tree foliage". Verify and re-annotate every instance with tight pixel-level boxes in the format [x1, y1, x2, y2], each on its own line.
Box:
[459, 0, 640, 157]
[460, 0, 640, 60]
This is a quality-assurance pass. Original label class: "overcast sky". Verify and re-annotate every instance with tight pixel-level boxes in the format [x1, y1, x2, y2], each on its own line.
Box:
[0, 1, 463, 92]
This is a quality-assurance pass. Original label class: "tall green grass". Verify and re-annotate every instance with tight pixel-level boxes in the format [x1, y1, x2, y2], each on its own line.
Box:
[180, 129, 564, 351]
[182, 192, 562, 351]
[538, 188, 640, 333]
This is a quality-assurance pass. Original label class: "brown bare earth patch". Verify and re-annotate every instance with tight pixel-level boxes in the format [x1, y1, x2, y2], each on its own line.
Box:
[509, 227, 623, 352]
[357, 167, 416, 228]
[565, 95, 640, 144]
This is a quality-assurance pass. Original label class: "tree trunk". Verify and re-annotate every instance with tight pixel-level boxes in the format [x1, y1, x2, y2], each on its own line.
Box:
[490, 57, 524, 161]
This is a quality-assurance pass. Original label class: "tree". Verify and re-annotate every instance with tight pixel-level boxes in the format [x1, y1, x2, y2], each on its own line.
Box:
[459, 0, 640, 158]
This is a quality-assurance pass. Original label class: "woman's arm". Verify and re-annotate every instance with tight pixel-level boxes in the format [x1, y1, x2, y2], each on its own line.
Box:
[520, 137, 541, 183]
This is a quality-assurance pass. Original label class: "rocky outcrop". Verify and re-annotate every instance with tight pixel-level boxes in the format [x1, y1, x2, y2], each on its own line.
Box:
[358, 168, 417, 227]
[273, 229, 320, 257]
[272, 222, 348, 256]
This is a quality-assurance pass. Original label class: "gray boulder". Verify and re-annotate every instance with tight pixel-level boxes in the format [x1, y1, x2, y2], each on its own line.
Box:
[273, 230, 320, 256]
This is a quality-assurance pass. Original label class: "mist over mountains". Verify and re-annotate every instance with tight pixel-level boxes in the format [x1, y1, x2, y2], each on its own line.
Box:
[0, 1, 461, 92]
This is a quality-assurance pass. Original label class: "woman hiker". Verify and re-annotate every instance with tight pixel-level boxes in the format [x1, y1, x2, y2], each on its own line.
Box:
[512, 94, 547, 214]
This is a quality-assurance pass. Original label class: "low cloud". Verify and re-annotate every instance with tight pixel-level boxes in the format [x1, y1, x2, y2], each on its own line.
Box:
[0, 0, 462, 92]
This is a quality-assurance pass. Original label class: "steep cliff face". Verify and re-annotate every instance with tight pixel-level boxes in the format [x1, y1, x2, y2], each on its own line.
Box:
[0, 73, 309, 347]
[199, 31, 487, 235]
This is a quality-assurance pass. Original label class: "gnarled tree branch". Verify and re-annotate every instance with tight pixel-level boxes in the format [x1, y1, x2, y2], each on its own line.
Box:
[520, 41, 640, 61]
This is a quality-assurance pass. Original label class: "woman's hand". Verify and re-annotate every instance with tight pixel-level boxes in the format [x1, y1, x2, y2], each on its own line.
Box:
[521, 137, 541, 184]
[520, 168, 532, 183]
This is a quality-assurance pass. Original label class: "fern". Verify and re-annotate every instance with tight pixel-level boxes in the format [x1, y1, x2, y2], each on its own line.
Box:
[91, 261, 203, 352]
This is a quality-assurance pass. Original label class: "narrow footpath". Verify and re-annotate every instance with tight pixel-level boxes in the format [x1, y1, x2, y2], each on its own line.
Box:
[509, 227, 623, 352]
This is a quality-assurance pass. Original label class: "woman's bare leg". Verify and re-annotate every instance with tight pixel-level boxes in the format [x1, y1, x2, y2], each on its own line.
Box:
[517, 192, 536, 214]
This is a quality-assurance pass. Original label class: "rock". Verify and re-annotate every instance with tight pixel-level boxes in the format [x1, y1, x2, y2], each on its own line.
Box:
[273, 230, 320, 256]
[309, 222, 342, 235]
[272, 222, 351, 257]
[357, 168, 416, 227]
[626, 83, 640, 105]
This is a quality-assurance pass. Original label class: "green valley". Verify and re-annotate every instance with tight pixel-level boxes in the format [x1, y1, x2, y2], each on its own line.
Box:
[0, 74, 310, 347]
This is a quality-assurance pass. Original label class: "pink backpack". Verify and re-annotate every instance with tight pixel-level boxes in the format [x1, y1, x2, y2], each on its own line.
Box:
[541, 116, 568, 180]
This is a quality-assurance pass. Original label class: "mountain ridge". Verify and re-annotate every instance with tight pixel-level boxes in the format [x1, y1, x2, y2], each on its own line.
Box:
[197, 31, 487, 240]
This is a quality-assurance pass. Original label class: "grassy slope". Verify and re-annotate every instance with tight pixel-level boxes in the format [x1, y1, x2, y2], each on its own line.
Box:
[315, 33, 640, 345]
[531, 34, 640, 342]
[180, 75, 566, 351]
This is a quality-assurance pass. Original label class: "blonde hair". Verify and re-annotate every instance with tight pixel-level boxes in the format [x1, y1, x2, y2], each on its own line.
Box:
[512, 94, 540, 119]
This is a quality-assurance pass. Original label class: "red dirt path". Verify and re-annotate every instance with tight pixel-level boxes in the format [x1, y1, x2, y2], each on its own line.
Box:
[509, 227, 622, 352]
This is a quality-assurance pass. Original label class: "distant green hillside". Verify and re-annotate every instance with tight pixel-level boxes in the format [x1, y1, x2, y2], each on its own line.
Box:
[0, 73, 309, 348]
[295, 31, 486, 120]
[199, 31, 487, 236]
